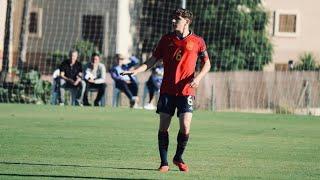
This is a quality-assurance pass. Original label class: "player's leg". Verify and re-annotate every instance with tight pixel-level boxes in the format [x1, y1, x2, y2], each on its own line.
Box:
[173, 96, 194, 172]
[158, 112, 172, 172]
[172, 112, 191, 172]
[175, 113, 192, 158]
[156, 94, 175, 172]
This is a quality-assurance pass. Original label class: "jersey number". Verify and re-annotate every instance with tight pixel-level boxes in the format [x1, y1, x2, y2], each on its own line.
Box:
[175, 49, 182, 61]
[187, 96, 193, 106]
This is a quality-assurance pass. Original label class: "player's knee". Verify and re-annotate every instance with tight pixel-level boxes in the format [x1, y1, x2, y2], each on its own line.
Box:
[179, 128, 190, 135]
[159, 128, 169, 132]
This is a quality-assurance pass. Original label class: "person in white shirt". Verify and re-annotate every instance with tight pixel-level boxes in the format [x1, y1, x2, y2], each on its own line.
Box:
[83, 52, 107, 106]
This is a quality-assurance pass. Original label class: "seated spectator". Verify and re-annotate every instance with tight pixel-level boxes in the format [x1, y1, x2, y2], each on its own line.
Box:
[110, 54, 139, 108]
[83, 52, 107, 106]
[144, 62, 163, 110]
[59, 49, 85, 106]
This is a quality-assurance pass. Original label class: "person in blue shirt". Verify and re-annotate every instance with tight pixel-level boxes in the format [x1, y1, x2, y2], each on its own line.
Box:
[110, 54, 139, 108]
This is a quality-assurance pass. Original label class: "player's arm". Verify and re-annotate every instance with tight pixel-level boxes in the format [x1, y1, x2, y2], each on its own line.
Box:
[121, 35, 165, 76]
[121, 56, 158, 76]
[190, 52, 211, 88]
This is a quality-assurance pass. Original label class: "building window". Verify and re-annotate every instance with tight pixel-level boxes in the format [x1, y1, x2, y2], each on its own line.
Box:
[28, 7, 42, 38]
[82, 15, 104, 51]
[274, 10, 300, 37]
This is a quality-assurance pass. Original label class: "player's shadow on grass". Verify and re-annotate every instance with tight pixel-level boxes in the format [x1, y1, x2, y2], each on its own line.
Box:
[0, 161, 156, 172]
[0, 161, 164, 179]
[0, 173, 155, 180]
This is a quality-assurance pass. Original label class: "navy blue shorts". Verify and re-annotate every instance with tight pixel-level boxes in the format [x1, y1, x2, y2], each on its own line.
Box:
[156, 94, 195, 117]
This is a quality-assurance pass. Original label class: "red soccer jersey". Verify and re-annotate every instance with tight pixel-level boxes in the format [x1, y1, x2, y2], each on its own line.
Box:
[153, 32, 209, 96]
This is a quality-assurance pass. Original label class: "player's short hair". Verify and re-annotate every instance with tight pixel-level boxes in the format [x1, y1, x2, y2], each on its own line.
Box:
[172, 8, 193, 24]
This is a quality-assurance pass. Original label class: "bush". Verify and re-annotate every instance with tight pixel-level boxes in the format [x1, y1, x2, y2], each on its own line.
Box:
[0, 87, 9, 102]
[73, 40, 96, 64]
[20, 70, 52, 104]
[0, 70, 51, 104]
[191, 0, 273, 71]
[49, 50, 68, 68]
[294, 52, 319, 71]
[274, 104, 294, 114]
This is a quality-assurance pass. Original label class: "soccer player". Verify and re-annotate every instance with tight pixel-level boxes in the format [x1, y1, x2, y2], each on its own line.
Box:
[122, 8, 211, 172]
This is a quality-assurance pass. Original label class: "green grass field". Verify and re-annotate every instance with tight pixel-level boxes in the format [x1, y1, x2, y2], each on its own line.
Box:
[0, 104, 319, 179]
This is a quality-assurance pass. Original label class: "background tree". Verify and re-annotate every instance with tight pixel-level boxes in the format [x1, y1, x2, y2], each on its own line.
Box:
[73, 40, 96, 65]
[136, 0, 273, 71]
[136, 0, 181, 58]
[190, 0, 273, 71]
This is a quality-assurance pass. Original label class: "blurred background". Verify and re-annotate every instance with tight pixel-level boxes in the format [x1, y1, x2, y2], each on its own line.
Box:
[0, 0, 319, 115]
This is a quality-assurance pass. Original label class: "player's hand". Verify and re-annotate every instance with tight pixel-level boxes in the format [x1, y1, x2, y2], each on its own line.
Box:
[189, 78, 200, 88]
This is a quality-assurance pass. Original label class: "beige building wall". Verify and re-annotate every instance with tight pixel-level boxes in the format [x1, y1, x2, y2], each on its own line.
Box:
[0, 0, 24, 73]
[10, 0, 24, 73]
[264, 0, 320, 71]
[0, 0, 8, 71]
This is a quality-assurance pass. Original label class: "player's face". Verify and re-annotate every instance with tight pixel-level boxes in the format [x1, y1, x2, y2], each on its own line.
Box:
[172, 15, 189, 32]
